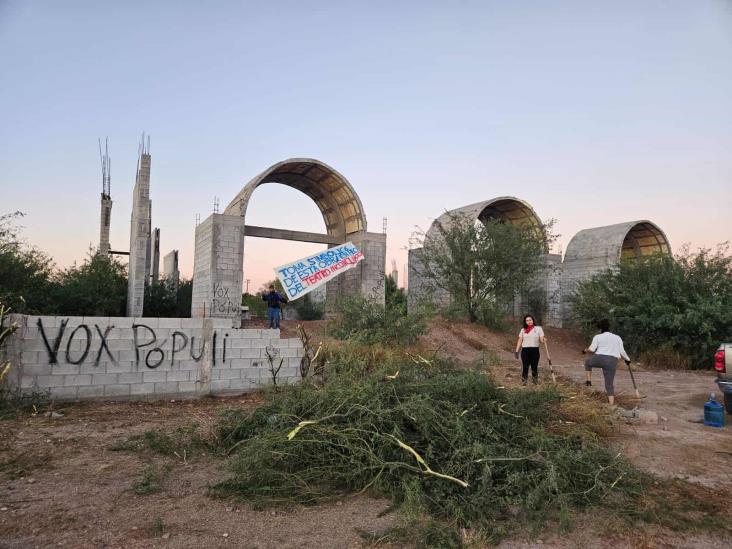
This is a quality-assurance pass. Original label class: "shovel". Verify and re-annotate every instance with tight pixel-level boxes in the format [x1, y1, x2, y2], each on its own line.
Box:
[626, 360, 642, 399]
[543, 341, 556, 383]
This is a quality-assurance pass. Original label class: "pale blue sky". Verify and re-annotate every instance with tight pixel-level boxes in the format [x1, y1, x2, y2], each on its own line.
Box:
[1, 1, 730, 289]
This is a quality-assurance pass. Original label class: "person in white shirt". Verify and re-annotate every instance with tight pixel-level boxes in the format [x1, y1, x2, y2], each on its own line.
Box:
[583, 319, 631, 405]
[514, 314, 548, 385]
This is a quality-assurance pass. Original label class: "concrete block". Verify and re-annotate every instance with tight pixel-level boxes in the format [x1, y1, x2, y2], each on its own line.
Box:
[118, 372, 143, 384]
[22, 363, 52, 376]
[113, 317, 135, 328]
[157, 318, 182, 329]
[105, 384, 131, 397]
[289, 338, 304, 348]
[177, 360, 200, 371]
[35, 375, 65, 388]
[20, 376, 36, 389]
[240, 348, 262, 359]
[228, 378, 254, 391]
[278, 348, 299, 358]
[83, 316, 110, 327]
[107, 361, 134, 374]
[117, 350, 137, 362]
[177, 381, 198, 393]
[50, 386, 78, 400]
[154, 381, 179, 394]
[237, 329, 262, 338]
[166, 370, 190, 382]
[78, 385, 106, 398]
[64, 374, 92, 386]
[106, 340, 132, 351]
[270, 339, 289, 349]
[228, 358, 252, 369]
[181, 318, 204, 329]
[218, 369, 242, 380]
[19, 351, 40, 364]
[92, 373, 118, 385]
[228, 338, 252, 349]
[129, 383, 155, 396]
[211, 379, 231, 391]
[241, 368, 262, 381]
[79, 362, 106, 374]
[143, 371, 167, 383]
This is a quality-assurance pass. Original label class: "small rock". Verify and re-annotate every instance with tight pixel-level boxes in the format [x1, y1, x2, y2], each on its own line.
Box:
[635, 409, 659, 424]
[162, 533, 170, 539]
[132, 526, 138, 530]
[270, 511, 276, 516]
[1, 507, 8, 512]
[222, 533, 229, 538]
[27, 478, 35, 484]
[226, 507, 233, 512]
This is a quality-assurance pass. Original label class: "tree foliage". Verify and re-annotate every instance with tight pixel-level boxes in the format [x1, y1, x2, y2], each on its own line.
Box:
[144, 278, 193, 318]
[385, 273, 407, 314]
[416, 213, 556, 324]
[53, 250, 128, 316]
[569, 245, 732, 369]
[0, 212, 57, 313]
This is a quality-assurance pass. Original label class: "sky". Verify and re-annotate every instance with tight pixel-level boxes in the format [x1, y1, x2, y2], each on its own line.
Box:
[1, 0, 731, 291]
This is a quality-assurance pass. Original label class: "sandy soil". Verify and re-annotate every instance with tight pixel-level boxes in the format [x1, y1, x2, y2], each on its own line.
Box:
[1, 319, 731, 548]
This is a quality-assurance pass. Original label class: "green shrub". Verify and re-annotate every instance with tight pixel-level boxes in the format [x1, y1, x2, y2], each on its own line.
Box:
[211, 353, 642, 542]
[569, 246, 732, 369]
[328, 295, 429, 346]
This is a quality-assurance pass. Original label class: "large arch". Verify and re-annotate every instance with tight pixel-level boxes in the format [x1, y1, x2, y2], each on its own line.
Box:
[425, 196, 542, 241]
[409, 196, 561, 323]
[224, 158, 367, 239]
[561, 220, 671, 320]
[192, 158, 385, 322]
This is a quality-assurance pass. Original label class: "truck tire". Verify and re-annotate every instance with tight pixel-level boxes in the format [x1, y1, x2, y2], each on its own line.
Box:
[725, 393, 732, 415]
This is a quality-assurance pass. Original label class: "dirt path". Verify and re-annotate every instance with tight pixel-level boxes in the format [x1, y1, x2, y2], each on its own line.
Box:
[420, 320, 732, 491]
[0, 397, 395, 548]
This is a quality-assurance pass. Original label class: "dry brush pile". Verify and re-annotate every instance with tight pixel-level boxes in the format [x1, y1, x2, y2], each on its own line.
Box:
[211, 345, 644, 541]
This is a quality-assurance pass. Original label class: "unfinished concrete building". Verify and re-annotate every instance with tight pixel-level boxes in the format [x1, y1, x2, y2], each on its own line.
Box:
[408, 197, 563, 325]
[560, 220, 671, 322]
[191, 158, 386, 323]
[126, 136, 152, 317]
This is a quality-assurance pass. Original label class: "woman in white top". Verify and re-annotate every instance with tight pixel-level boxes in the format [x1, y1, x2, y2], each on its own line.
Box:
[583, 319, 631, 405]
[514, 314, 548, 385]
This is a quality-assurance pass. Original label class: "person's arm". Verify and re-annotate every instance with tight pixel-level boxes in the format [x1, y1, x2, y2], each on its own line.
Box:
[583, 335, 598, 354]
[262, 293, 268, 302]
[619, 339, 630, 364]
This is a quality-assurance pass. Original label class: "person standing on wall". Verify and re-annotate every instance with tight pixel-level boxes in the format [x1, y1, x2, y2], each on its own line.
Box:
[263, 284, 288, 329]
[582, 319, 631, 406]
[514, 314, 548, 385]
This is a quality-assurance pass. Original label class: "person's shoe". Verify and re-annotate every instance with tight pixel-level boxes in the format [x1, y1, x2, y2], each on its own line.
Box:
[521, 379, 528, 386]
[532, 376, 539, 385]
[585, 381, 592, 387]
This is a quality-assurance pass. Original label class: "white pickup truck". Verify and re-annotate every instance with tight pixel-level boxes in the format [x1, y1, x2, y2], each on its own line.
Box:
[715, 343, 732, 414]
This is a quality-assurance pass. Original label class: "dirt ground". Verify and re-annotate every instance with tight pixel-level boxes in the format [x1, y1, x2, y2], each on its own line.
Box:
[1, 319, 731, 548]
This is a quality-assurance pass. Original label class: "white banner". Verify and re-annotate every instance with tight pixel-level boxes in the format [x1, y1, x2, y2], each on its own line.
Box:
[274, 242, 364, 300]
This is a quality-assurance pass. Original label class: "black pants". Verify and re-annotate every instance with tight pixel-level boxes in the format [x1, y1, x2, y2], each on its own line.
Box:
[521, 347, 540, 381]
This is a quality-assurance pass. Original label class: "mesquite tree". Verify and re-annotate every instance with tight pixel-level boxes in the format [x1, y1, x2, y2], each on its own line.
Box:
[415, 212, 555, 323]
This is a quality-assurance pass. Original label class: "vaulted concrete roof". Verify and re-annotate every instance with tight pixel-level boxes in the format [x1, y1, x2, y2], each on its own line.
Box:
[224, 158, 367, 238]
[425, 196, 542, 241]
[564, 220, 671, 263]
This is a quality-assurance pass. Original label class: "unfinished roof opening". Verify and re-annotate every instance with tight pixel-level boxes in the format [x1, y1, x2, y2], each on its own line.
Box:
[477, 198, 541, 228]
[224, 158, 367, 239]
[620, 222, 671, 260]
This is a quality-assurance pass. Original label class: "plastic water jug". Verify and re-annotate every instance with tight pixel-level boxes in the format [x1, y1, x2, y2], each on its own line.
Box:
[704, 394, 725, 428]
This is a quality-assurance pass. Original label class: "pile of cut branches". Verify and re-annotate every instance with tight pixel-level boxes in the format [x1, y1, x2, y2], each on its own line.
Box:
[213, 347, 641, 539]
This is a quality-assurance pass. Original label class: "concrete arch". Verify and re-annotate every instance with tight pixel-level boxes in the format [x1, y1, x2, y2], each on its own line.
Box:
[425, 196, 542, 241]
[224, 158, 367, 239]
[564, 220, 671, 265]
[561, 220, 671, 322]
[192, 158, 385, 321]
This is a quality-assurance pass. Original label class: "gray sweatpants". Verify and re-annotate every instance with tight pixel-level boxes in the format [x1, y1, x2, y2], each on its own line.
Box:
[584, 354, 618, 396]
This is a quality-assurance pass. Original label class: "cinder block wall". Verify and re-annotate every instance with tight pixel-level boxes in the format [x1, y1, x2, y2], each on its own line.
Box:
[2, 315, 304, 401]
[191, 214, 245, 321]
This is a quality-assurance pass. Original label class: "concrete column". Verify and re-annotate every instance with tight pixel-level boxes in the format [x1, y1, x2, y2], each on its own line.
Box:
[325, 231, 386, 315]
[99, 194, 112, 256]
[191, 214, 245, 325]
[126, 154, 151, 316]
